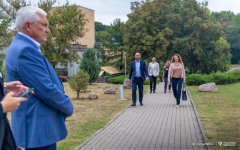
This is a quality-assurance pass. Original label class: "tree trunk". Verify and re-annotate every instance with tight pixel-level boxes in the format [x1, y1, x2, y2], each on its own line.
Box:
[77, 90, 80, 99]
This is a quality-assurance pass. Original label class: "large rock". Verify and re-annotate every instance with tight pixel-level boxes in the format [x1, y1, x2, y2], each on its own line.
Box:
[104, 88, 116, 94]
[198, 82, 218, 92]
[89, 93, 98, 100]
[123, 78, 132, 89]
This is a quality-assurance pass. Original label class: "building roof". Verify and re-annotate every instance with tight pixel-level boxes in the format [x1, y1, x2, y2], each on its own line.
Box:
[99, 66, 123, 76]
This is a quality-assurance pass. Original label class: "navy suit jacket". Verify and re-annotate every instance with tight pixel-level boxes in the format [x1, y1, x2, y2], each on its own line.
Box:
[128, 60, 149, 81]
[5, 33, 73, 148]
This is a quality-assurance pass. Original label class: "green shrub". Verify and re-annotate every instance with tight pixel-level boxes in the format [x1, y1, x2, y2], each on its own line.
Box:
[210, 74, 230, 85]
[69, 70, 89, 99]
[108, 75, 161, 85]
[186, 74, 208, 85]
[226, 70, 240, 81]
[108, 75, 127, 84]
[186, 70, 240, 85]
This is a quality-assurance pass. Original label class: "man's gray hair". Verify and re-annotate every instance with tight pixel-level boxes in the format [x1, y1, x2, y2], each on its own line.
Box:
[16, 6, 47, 31]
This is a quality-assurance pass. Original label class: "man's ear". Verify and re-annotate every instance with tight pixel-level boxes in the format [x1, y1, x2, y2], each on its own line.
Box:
[22, 21, 31, 32]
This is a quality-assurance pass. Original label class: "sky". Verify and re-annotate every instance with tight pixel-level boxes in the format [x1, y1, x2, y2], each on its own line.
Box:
[49, 0, 240, 25]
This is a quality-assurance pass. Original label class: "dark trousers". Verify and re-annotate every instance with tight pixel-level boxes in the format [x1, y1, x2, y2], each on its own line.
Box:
[132, 77, 144, 104]
[26, 143, 56, 150]
[171, 77, 183, 105]
[164, 77, 171, 90]
[150, 75, 157, 91]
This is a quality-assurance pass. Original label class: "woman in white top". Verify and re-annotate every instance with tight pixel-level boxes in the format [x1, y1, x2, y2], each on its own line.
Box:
[148, 57, 159, 93]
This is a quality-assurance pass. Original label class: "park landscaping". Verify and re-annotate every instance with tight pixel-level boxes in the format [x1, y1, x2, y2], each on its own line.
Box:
[188, 83, 240, 150]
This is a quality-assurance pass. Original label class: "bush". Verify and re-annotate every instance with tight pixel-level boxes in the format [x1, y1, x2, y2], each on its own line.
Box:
[108, 75, 161, 85]
[68, 70, 90, 99]
[80, 48, 100, 83]
[186, 70, 240, 85]
[226, 70, 240, 81]
[209, 74, 237, 85]
[108, 75, 127, 84]
[186, 74, 208, 85]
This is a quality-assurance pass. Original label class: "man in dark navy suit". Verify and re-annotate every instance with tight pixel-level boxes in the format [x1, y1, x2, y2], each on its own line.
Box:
[128, 53, 149, 106]
[0, 74, 28, 150]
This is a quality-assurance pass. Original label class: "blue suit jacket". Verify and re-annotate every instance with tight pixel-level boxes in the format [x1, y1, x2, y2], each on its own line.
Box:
[128, 60, 149, 81]
[5, 34, 73, 148]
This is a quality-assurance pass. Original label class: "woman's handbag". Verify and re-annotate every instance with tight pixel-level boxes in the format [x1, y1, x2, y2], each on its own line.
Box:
[182, 84, 187, 101]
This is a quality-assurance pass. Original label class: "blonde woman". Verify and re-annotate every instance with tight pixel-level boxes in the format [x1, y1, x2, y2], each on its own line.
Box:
[168, 54, 186, 108]
[162, 61, 171, 93]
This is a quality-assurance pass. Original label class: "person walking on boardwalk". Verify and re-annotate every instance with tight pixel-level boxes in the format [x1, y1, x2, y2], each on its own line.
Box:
[148, 57, 159, 93]
[163, 61, 171, 93]
[168, 54, 186, 108]
[128, 53, 149, 106]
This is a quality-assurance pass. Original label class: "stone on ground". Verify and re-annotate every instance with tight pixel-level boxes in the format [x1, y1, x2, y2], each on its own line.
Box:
[104, 88, 116, 94]
[198, 82, 218, 92]
[89, 93, 98, 100]
[123, 77, 132, 89]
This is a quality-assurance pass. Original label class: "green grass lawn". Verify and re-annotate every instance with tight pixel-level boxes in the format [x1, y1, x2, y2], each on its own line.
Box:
[188, 83, 240, 150]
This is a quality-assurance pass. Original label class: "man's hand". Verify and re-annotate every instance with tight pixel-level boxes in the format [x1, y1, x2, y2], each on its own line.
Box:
[168, 81, 171, 85]
[1, 92, 27, 113]
[128, 79, 132, 83]
[146, 77, 149, 81]
[5, 81, 29, 97]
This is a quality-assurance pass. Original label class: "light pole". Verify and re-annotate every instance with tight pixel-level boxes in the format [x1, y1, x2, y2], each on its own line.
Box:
[124, 52, 127, 76]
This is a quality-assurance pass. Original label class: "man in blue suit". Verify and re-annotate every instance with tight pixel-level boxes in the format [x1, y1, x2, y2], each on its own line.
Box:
[128, 53, 149, 106]
[5, 6, 73, 150]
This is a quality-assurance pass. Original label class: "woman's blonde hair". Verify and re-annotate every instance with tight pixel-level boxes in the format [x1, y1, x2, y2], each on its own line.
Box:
[171, 54, 183, 64]
[164, 61, 171, 68]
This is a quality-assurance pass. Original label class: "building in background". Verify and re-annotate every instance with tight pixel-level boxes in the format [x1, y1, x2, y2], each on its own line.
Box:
[55, 5, 95, 77]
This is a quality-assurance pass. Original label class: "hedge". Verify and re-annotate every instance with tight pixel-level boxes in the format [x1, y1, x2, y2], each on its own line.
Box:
[108, 75, 161, 85]
[186, 70, 240, 85]
[108, 70, 240, 86]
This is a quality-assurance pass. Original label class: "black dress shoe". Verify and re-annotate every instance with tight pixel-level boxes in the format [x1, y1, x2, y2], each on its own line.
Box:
[140, 103, 143, 106]
[153, 91, 155, 93]
[131, 103, 136, 106]
[150, 90, 152, 93]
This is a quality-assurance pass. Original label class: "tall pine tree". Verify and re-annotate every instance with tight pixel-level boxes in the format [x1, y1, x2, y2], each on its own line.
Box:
[79, 48, 100, 83]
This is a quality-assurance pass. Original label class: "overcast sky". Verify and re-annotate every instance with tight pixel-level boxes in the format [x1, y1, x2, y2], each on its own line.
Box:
[50, 0, 240, 25]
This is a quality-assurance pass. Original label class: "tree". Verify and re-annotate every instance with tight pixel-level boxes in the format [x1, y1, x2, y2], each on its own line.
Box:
[123, 0, 231, 74]
[38, 1, 88, 68]
[211, 11, 235, 32]
[96, 18, 125, 69]
[95, 21, 108, 32]
[225, 14, 240, 64]
[79, 48, 100, 83]
[0, 14, 10, 49]
[68, 70, 89, 99]
[0, 0, 87, 68]
[123, 0, 174, 66]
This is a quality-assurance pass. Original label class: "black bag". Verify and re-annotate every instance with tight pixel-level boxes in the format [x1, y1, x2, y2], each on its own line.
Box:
[182, 84, 187, 101]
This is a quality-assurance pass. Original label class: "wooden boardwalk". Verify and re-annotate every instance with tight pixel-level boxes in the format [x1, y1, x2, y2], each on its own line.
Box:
[77, 83, 208, 150]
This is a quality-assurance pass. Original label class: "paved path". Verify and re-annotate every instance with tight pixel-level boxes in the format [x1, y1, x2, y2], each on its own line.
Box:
[77, 83, 208, 150]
